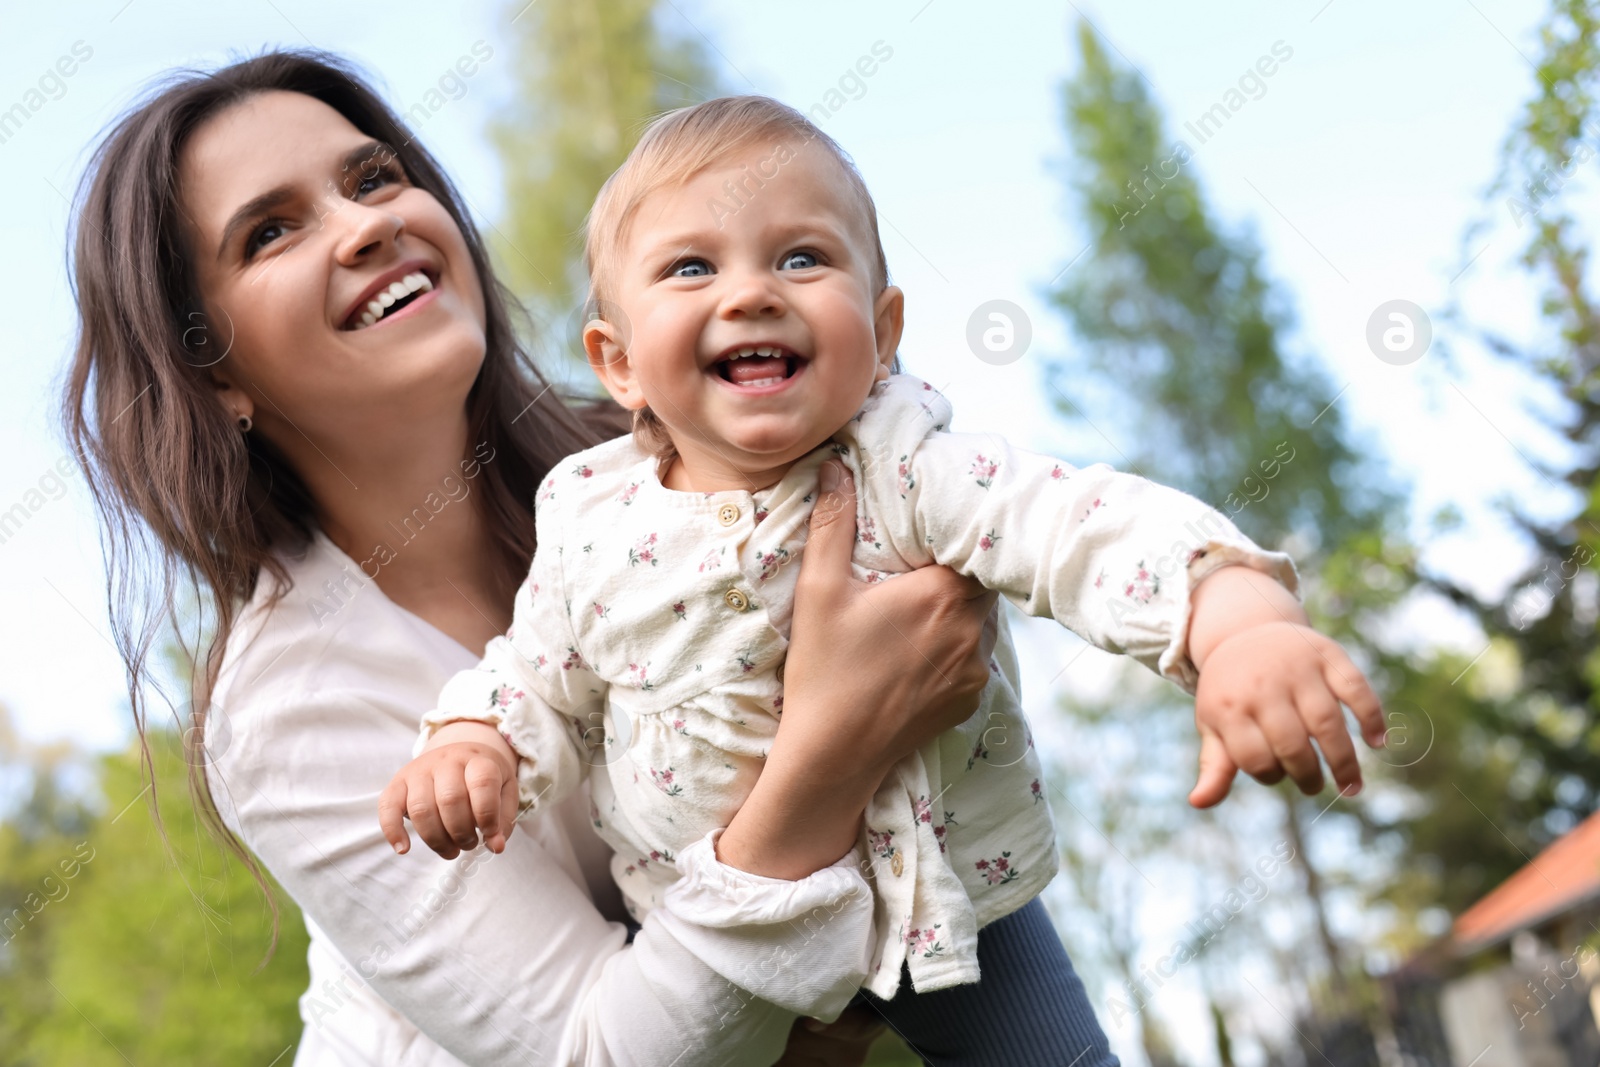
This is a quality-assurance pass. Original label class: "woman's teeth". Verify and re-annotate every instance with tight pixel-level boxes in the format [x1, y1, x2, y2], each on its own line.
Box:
[352, 272, 433, 330]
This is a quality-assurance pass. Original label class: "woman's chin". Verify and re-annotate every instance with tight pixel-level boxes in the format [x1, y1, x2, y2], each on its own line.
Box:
[345, 327, 486, 416]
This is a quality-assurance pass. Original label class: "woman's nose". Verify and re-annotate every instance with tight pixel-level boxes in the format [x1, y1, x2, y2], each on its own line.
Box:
[331, 197, 405, 265]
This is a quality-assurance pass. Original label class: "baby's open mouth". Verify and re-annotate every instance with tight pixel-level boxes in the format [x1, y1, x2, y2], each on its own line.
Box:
[714, 345, 802, 388]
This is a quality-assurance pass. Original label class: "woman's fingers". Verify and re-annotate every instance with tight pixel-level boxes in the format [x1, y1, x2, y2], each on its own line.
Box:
[975, 588, 1000, 664]
[867, 565, 996, 721]
[776, 1007, 887, 1067]
[796, 459, 857, 603]
[377, 776, 413, 854]
[804, 1005, 888, 1043]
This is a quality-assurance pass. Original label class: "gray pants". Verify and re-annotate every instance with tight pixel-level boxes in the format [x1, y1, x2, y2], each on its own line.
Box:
[853, 898, 1120, 1067]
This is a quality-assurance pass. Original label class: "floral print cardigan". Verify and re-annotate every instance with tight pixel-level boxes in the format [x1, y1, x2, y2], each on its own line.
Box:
[421, 374, 1298, 998]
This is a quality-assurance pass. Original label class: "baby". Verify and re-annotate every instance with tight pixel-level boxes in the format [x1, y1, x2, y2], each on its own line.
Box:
[381, 95, 1380, 1055]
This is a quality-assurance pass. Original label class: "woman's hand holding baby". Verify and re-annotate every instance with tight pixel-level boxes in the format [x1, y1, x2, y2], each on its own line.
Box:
[716, 459, 1000, 879]
[1184, 565, 1387, 809]
[378, 721, 521, 859]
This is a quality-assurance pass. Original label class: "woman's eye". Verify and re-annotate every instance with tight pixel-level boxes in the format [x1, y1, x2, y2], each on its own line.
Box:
[354, 165, 400, 196]
[345, 157, 406, 198]
[245, 221, 286, 258]
[672, 258, 712, 278]
[780, 250, 819, 270]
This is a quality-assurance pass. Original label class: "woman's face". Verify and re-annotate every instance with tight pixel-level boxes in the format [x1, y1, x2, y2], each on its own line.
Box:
[179, 90, 487, 452]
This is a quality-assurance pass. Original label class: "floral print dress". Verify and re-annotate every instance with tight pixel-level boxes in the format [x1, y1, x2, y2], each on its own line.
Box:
[421, 374, 1299, 998]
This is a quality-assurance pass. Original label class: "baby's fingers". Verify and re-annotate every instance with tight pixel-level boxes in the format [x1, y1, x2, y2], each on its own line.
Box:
[1258, 697, 1322, 795]
[1320, 644, 1387, 749]
[1297, 680, 1362, 797]
[464, 755, 509, 854]
[378, 776, 413, 855]
[433, 766, 483, 853]
[499, 771, 518, 845]
[1216, 707, 1287, 788]
[1189, 724, 1239, 809]
[406, 776, 462, 860]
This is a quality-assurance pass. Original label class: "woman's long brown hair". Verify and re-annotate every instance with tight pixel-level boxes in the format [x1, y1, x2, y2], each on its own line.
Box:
[62, 49, 615, 957]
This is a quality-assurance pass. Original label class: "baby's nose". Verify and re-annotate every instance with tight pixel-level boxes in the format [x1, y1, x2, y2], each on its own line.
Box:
[718, 272, 786, 318]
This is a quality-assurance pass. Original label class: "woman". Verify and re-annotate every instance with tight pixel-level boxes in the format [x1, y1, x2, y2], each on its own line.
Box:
[63, 50, 1121, 1065]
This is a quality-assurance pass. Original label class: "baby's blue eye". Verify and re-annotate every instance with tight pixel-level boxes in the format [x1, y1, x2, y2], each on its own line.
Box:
[780, 251, 818, 270]
[673, 259, 711, 277]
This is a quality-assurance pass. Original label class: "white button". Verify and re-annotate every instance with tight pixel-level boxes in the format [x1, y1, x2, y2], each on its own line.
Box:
[717, 503, 740, 526]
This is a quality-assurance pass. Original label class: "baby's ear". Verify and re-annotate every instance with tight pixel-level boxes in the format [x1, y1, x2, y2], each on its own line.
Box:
[583, 318, 648, 411]
[872, 285, 905, 377]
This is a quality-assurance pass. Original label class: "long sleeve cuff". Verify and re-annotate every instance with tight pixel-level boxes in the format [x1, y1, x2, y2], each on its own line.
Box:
[651, 829, 874, 1022]
[1159, 538, 1301, 694]
[413, 707, 563, 816]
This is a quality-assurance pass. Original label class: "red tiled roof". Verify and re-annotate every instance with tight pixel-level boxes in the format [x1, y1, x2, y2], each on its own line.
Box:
[1453, 808, 1600, 953]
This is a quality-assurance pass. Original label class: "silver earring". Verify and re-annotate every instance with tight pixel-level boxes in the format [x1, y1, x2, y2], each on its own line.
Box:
[237, 413, 253, 433]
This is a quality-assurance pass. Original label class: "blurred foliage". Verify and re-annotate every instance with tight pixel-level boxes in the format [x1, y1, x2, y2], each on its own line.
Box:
[1042, 13, 1586, 1061]
[8, 2, 1595, 1064]
[490, 0, 724, 331]
[0, 709, 308, 1066]
[1430, 0, 1600, 839]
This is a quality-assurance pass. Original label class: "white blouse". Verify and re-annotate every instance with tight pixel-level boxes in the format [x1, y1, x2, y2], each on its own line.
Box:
[205, 530, 875, 1067]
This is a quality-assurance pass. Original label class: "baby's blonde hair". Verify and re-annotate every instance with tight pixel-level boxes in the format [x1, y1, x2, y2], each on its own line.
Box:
[581, 95, 891, 457]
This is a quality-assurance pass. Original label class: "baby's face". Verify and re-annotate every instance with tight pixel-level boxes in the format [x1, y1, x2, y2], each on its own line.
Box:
[587, 143, 902, 490]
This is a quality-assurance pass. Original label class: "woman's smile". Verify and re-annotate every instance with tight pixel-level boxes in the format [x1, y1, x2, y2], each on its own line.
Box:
[340, 263, 440, 331]
[179, 90, 489, 445]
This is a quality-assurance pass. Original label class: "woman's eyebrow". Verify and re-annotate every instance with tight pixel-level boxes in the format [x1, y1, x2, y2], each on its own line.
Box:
[337, 139, 401, 187]
[216, 184, 295, 261]
[215, 140, 397, 261]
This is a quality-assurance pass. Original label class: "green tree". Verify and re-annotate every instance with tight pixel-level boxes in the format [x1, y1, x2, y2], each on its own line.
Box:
[1043, 18, 1528, 1059]
[1430, 0, 1600, 842]
[490, 0, 725, 343]
[0, 722, 308, 1066]
[0, 705, 94, 1059]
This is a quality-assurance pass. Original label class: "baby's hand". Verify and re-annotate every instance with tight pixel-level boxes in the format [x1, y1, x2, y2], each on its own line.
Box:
[1184, 565, 1385, 808]
[378, 720, 520, 859]
[1188, 619, 1386, 808]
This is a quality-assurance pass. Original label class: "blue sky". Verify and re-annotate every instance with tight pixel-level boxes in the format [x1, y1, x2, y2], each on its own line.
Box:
[0, 0, 1557, 1060]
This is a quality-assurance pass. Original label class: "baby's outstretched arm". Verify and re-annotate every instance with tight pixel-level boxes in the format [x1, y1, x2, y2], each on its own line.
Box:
[379, 720, 520, 859]
[1184, 565, 1386, 808]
